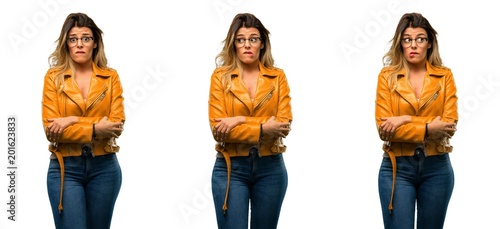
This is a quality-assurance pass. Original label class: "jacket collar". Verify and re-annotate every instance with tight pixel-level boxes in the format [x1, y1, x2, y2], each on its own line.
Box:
[395, 61, 444, 113]
[62, 62, 111, 114]
[228, 62, 279, 78]
[228, 62, 279, 113]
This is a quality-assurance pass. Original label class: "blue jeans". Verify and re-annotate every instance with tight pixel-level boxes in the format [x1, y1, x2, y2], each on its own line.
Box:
[378, 153, 454, 229]
[47, 153, 122, 229]
[212, 149, 288, 229]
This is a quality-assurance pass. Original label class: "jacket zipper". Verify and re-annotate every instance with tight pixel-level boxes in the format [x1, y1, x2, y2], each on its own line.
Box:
[420, 89, 440, 111]
[254, 86, 275, 111]
[87, 87, 107, 111]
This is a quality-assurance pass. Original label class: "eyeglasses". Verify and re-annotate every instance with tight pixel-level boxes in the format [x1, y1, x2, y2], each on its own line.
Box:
[401, 37, 428, 47]
[234, 37, 261, 47]
[67, 37, 94, 47]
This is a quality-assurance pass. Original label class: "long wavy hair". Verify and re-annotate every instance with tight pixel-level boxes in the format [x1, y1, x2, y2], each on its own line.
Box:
[48, 12, 107, 90]
[215, 13, 275, 86]
[382, 12, 443, 87]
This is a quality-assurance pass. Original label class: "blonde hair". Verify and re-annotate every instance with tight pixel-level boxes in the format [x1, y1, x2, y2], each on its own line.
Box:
[48, 13, 108, 91]
[382, 12, 443, 87]
[215, 13, 275, 87]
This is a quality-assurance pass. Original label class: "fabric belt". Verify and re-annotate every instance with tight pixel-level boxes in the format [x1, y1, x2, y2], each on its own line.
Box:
[387, 146, 426, 214]
[55, 144, 94, 214]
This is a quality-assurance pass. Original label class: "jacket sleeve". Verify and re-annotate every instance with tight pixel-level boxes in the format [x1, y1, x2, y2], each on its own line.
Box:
[106, 72, 126, 125]
[208, 70, 259, 143]
[440, 70, 458, 133]
[41, 70, 93, 143]
[275, 72, 293, 124]
[375, 69, 427, 142]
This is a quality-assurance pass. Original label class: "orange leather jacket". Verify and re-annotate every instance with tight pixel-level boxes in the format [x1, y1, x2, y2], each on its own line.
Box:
[208, 62, 293, 157]
[375, 61, 458, 157]
[208, 62, 292, 213]
[375, 61, 458, 212]
[42, 63, 125, 156]
[41, 62, 125, 212]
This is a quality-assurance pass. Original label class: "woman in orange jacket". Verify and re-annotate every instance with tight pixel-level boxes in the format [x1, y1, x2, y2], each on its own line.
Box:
[375, 12, 458, 229]
[208, 13, 292, 229]
[42, 13, 125, 229]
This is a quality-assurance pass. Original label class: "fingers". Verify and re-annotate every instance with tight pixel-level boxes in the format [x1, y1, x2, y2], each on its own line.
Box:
[279, 123, 291, 137]
[46, 123, 62, 142]
[379, 124, 395, 141]
[213, 125, 229, 142]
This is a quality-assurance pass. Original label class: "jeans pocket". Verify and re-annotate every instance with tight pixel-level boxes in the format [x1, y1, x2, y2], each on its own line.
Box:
[434, 153, 450, 162]
[100, 153, 117, 161]
[267, 153, 283, 162]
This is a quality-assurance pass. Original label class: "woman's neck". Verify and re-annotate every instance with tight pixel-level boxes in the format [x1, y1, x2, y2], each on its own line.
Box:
[241, 61, 259, 72]
[408, 61, 426, 73]
[73, 61, 93, 73]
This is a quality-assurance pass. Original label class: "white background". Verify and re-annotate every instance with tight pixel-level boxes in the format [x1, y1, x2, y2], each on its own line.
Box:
[1, 0, 499, 228]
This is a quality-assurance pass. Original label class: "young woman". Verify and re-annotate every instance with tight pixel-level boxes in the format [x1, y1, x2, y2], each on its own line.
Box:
[42, 12, 125, 229]
[375, 12, 458, 229]
[208, 13, 292, 229]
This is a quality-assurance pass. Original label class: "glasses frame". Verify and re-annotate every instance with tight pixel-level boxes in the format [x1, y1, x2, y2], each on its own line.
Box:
[234, 37, 262, 47]
[67, 37, 95, 47]
[400, 37, 428, 48]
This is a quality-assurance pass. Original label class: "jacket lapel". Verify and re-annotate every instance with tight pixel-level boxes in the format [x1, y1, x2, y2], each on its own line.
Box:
[253, 63, 277, 109]
[61, 64, 111, 114]
[86, 65, 110, 110]
[419, 62, 444, 109]
[228, 72, 253, 113]
[228, 63, 278, 114]
[395, 73, 419, 113]
[61, 71, 86, 114]
[394, 62, 445, 113]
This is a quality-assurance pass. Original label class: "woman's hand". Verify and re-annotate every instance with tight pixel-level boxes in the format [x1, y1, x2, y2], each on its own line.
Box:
[46, 116, 78, 142]
[95, 116, 124, 139]
[262, 116, 291, 139]
[379, 115, 411, 141]
[213, 116, 245, 142]
[427, 116, 456, 140]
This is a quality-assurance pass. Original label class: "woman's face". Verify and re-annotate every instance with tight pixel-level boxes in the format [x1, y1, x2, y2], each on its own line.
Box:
[234, 27, 264, 66]
[401, 27, 431, 66]
[67, 26, 96, 65]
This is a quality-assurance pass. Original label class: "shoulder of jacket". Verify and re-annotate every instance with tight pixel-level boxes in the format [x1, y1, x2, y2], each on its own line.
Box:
[270, 66, 285, 74]
[432, 65, 451, 72]
[378, 66, 397, 78]
[379, 66, 396, 74]
[428, 64, 452, 77]
[211, 66, 233, 77]
[92, 66, 118, 80]
[44, 67, 61, 80]
[261, 65, 285, 77]
[96, 66, 118, 75]
[212, 67, 226, 74]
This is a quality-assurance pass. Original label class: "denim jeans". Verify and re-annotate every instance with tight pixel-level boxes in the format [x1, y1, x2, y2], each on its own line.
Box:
[378, 153, 454, 229]
[47, 153, 122, 229]
[212, 149, 288, 229]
